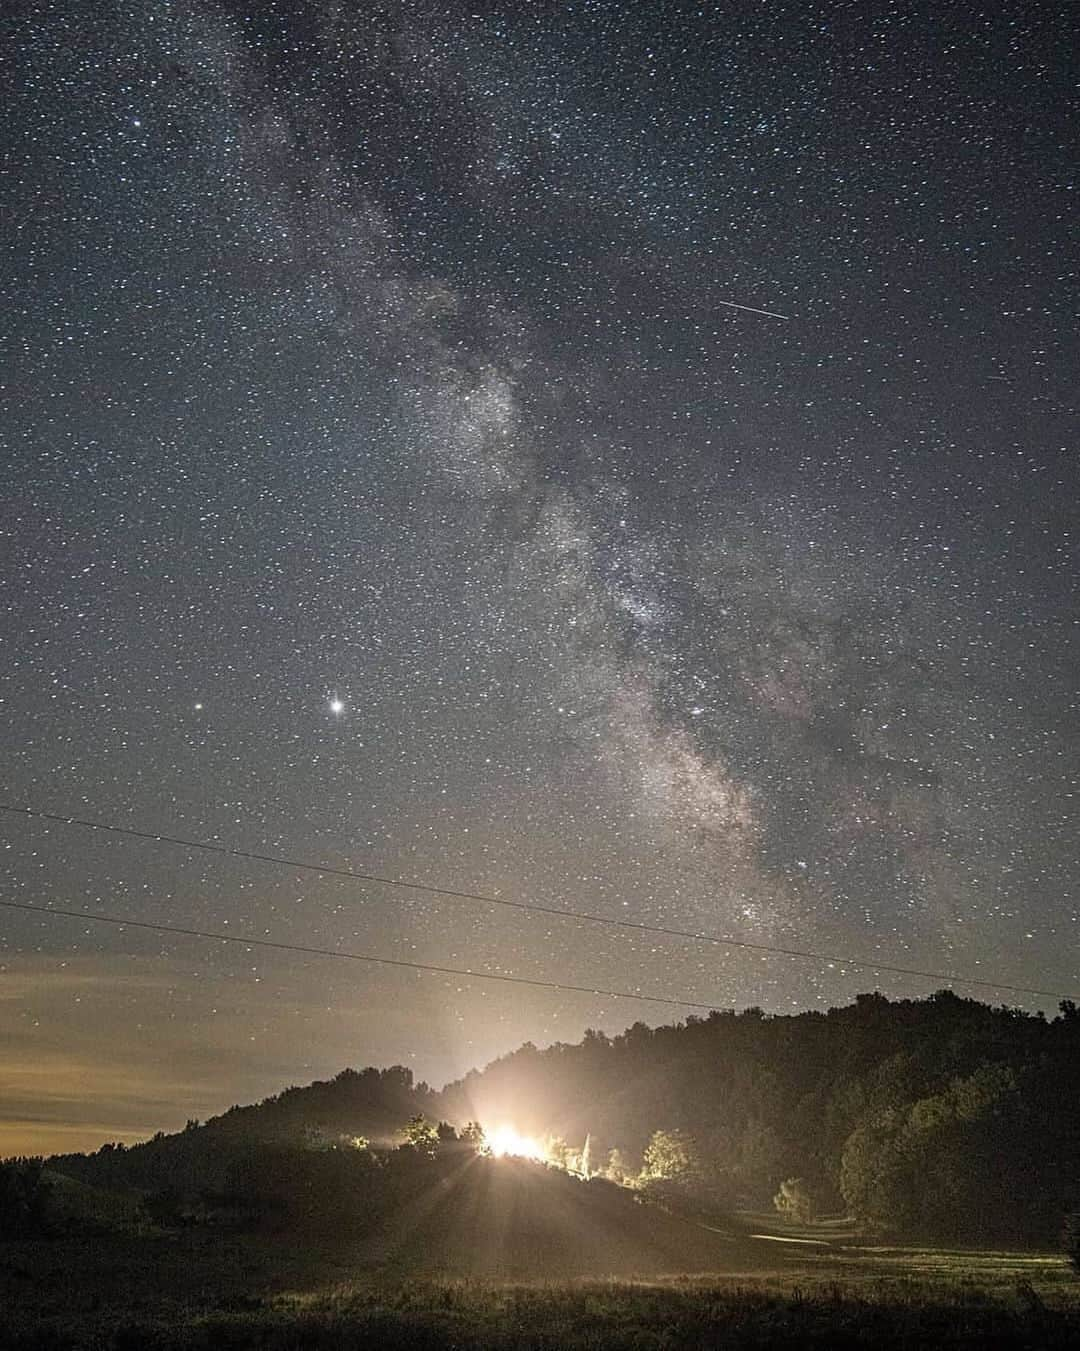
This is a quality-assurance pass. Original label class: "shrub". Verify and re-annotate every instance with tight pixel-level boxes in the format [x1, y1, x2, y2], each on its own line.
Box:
[774, 1176, 815, 1224]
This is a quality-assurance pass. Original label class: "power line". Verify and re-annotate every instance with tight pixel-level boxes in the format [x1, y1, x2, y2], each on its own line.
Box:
[0, 899, 722, 1012]
[1, 803, 1075, 1003]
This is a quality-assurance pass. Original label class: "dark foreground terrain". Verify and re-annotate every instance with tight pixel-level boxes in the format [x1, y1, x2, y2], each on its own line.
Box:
[6, 1270, 1080, 1351]
[3, 1185, 1078, 1350]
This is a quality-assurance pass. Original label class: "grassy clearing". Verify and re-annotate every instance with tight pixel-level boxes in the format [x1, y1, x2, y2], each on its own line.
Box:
[3, 1175, 1075, 1348]
[3, 1271, 1080, 1349]
[2, 1227, 1077, 1350]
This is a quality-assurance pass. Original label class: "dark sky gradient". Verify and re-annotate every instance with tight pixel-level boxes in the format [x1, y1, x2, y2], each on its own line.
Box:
[2, 0, 1076, 1155]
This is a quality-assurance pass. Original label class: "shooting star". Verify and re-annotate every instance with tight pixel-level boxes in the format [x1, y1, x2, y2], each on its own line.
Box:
[717, 299, 791, 320]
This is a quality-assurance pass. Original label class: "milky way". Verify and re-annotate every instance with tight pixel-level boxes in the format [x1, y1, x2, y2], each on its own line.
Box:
[1, 0, 1076, 1153]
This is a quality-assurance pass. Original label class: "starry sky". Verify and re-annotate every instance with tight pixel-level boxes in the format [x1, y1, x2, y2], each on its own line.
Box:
[2, 0, 1077, 1156]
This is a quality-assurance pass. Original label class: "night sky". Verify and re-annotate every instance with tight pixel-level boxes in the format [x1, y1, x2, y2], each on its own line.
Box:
[2, 0, 1077, 1156]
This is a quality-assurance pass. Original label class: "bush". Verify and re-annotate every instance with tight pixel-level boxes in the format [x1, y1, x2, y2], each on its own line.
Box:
[774, 1176, 814, 1224]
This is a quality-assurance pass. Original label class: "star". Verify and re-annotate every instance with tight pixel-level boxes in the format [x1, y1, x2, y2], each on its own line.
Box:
[0, 0, 1073, 1159]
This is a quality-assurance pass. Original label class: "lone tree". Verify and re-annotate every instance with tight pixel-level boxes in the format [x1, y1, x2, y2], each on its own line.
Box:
[774, 1176, 814, 1224]
[641, 1129, 699, 1185]
[637, 1128, 713, 1218]
[401, 1114, 440, 1157]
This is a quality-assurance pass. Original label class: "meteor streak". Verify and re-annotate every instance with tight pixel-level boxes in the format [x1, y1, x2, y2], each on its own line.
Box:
[717, 299, 791, 320]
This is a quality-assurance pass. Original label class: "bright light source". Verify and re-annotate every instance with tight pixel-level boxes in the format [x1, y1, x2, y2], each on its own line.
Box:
[487, 1125, 546, 1161]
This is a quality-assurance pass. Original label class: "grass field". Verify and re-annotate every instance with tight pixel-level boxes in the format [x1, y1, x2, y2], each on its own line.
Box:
[3, 1221, 1078, 1349]
[3, 1163, 1077, 1348]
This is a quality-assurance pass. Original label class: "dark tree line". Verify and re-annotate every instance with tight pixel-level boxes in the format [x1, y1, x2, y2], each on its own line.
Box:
[437, 991, 1080, 1243]
[35, 993, 1080, 1247]
[48, 1064, 434, 1196]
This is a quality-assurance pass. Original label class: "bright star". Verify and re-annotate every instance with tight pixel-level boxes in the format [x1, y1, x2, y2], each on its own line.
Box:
[329, 697, 344, 715]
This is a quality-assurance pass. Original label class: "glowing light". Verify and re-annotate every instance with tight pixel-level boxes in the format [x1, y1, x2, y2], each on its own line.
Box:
[487, 1125, 546, 1161]
[329, 697, 344, 715]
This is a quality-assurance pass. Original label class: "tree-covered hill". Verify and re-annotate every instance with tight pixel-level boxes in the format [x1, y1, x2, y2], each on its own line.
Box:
[436, 991, 1080, 1242]
[40, 992, 1080, 1244]
[47, 1064, 434, 1194]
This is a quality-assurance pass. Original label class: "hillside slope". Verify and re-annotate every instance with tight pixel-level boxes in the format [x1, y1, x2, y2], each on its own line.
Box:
[362, 1155, 757, 1277]
[39, 992, 1080, 1244]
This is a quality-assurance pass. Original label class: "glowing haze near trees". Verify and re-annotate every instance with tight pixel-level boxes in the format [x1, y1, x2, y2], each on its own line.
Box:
[486, 1126, 547, 1163]
[0, 0, 1076, 1156]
